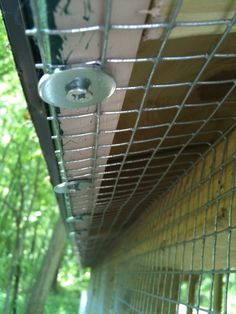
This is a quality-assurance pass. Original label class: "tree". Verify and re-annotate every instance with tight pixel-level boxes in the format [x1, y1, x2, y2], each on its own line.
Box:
[0, 12, 90, 314]
[25, 218, 67, 314]
[0, 13, 58, 313]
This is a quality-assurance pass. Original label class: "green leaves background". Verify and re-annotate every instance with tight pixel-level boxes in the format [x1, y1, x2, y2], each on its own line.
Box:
[0, 14, 89, 313]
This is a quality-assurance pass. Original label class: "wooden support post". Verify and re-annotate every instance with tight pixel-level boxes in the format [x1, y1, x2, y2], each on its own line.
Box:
[187, 275, 199, 314]
[213, 274, 223, 313]
[170, 274, 180, 314]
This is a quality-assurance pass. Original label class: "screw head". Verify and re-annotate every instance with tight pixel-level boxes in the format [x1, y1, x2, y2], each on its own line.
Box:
[65, 77, 93, 103]
[54, 179, 92, 194]
[38, 66, 116, 108]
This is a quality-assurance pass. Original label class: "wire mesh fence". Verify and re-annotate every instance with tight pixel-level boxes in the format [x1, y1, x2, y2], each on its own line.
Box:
[25, 0, 236, 265]
[86, 127, 236, 313]
[17, 0, 236, 312]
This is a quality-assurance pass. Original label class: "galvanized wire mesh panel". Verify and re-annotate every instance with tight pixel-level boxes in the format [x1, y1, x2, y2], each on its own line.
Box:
[18, 0, 236, 311]
[24, 0, 236, 267]
[86, 127, 236, 313]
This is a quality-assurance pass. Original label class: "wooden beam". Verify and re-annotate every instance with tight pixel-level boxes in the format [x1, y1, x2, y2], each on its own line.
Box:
[144, 0, 236, 40]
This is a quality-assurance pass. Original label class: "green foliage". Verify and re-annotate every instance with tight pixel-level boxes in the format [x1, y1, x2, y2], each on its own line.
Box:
[58, 244, 91, 292]
[0, 16, 15, 86]
[45, 291, 80, 314]
[179, 274, 236, 313]
[0, 12, 90, 313]
[0, 11, 58, 311]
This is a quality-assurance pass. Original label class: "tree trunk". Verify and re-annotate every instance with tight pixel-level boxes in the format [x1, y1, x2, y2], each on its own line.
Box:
[25, 217, 67, 314]
[51, 259, 62, 294]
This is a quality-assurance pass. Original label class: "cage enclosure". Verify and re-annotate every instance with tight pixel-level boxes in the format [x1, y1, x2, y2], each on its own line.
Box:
[1, 0, 236, 313]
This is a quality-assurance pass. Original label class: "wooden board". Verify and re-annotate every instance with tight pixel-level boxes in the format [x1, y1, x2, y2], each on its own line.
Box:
[97, 32, 236, 218]
[50, 0, 153, 213]
[48, 0, 236, 266]
[144, 0, 236, 40]
[100, 127, 236, 271]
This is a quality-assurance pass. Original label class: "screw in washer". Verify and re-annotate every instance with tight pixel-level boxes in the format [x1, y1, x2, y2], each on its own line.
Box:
[65, 77, 93, 103]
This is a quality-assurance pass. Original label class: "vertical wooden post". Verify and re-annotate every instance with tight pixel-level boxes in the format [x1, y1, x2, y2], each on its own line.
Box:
[213, 274, 223, 313]
[187, 275, 199, 314]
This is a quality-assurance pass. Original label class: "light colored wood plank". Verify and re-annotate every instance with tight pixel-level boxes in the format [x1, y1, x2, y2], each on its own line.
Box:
[144, 0, 236, 40]
[101, 128, 236, 271]
[51, 0, 152, 213]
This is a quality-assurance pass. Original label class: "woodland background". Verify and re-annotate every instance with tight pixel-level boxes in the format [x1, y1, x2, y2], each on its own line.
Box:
[0, 14, 90, 314]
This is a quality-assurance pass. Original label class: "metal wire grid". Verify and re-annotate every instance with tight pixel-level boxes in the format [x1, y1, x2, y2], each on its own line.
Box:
[86, 127, 236, 314]
[26, 0, 236, 265]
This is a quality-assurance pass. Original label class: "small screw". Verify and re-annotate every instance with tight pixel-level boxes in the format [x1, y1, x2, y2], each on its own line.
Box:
[65, 77, 93, 103]
[66, 213, 91, 223]
[54, 179, 92, 194]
